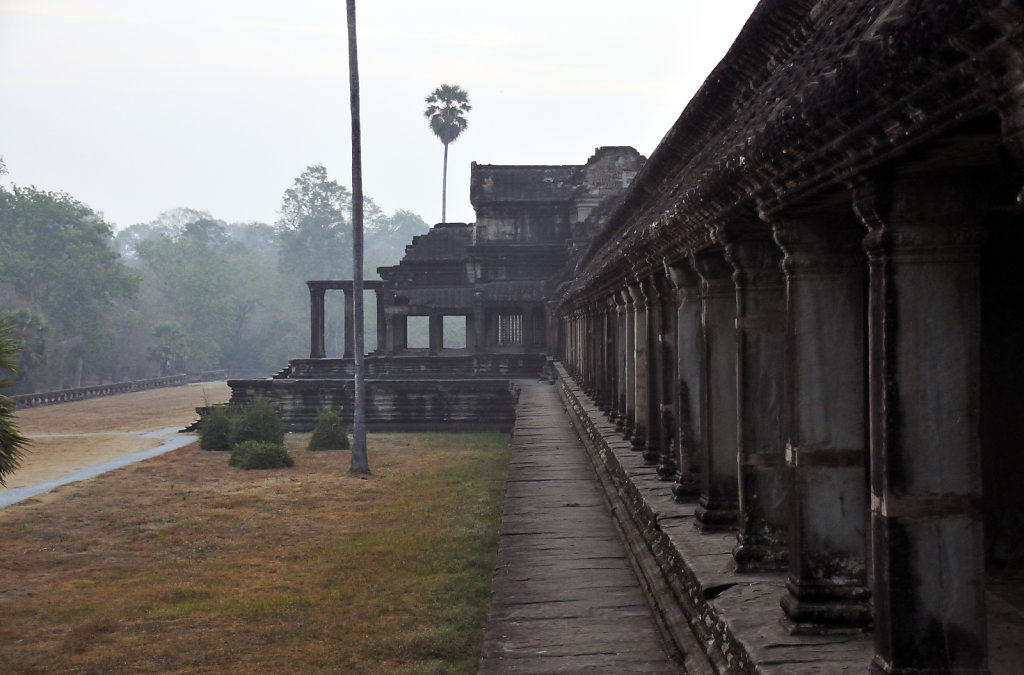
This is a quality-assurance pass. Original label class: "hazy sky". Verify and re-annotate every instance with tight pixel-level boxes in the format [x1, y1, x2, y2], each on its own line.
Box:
[0, 1, 759, 229]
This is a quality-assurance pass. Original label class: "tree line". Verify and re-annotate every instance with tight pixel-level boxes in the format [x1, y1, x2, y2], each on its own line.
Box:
[0, 161, 429, 394]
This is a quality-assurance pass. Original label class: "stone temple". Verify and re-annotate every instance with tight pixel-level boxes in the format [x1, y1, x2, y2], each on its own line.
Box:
[231, 0, 1024, 671]
[229, 146, 646, 430]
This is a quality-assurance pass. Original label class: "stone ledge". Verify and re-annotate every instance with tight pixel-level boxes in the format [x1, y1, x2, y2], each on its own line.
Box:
[554, 364, 873, 674]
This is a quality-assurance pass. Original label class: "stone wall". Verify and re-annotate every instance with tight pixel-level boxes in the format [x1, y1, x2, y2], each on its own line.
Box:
[228, 377, 518, 432]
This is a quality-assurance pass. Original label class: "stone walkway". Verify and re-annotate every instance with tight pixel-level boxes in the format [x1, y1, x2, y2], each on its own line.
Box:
[478, 381, 682, 674]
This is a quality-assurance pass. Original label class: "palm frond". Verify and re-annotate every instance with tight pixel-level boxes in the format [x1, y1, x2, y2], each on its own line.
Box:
[0, 316, 28, 485]
[424, 84, 472, 145]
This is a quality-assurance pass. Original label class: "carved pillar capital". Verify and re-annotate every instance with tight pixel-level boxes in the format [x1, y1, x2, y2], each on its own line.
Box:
[854, 172, 990, 256]
[618, 286, 631, 306]
[690, 245, 733, 297]
[665, 258, 700, 290]
[769, 204, 864, 276]
[712, 216, 783, 289]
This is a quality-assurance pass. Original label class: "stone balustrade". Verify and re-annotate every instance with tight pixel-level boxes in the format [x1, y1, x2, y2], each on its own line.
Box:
[9, 372, 224, 409]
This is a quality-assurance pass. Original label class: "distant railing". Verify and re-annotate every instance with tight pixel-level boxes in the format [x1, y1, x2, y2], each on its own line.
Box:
[8, 371, 229, 409]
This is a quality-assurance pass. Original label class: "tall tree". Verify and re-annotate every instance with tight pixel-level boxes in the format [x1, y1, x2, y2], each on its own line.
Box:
[424, 84, 471, 223]
[3, 309, 48, 394]
[0, 315, 29, 485]
[0, 186, 139, 388]
[276, 164, 353, 280]
[135, 218, 299, 373]
[347, 0, 369, 475]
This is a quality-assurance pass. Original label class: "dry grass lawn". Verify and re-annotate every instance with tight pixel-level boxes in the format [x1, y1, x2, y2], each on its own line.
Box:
[0, 385, 509, 674]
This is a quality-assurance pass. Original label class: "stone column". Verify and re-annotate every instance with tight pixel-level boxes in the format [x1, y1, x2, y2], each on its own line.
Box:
[522, 304, 534, 349]
[428, 312, 443, 355]
[622, 287, 637, 440]
[374, 288, 386, 355]
[582, 306, 593, 394]
[342, 286, 355, 359]
[604, 295, 618, 419]
[691, 247, 739, 531]
[577, 309, 584, 376]
[614, 288, 630, 432]
[640, 277, 662, 465]
[307, 282, 327, 359]
[394, 314, 408, 352]
[716, 218, 788, 571]
[628, 282, 650, 454]
[571, 310, 580, 375]
[652, 273, 676, 477]
[667, 261, 702, 499]
[856, 172, 989, 674]
[383, 311, 396, 354]
[606, 294, 621, 424]
[567, 312, 575, 371]
[577, 308, 587, 385]
[591, 303, 601, 400]
[771, 206, 870, 630]
[472, 292, 486, 354]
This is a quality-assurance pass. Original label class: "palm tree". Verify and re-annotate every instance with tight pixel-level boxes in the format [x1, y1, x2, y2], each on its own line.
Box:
[346, 0, 369, 475]
[0, 316, 29, 485]
[424, 84, 471, 223]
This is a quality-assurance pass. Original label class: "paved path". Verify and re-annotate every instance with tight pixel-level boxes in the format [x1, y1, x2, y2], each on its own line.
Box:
[0, 427, 194, 510]
[479, 381, 681, 674]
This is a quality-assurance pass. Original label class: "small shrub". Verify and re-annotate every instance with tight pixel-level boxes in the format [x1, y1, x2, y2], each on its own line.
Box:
[307, 408, 350, 451]
[228, 440, 294, 470]
[198, 405, 236, 451]
[230, 397, 285, 447]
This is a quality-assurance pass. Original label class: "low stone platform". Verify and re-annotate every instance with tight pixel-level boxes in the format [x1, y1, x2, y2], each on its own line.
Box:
[479, 380, 681, 674]
[278, 353, 546, 379]
[227, 377, 518, 432]
[228, 353, 544, 432]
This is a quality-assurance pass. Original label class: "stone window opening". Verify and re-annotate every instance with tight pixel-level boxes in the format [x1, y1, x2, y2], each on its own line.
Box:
[406, 316, 430, 349]
[443, 315, 468, 349]
[497, 313, 523, 346]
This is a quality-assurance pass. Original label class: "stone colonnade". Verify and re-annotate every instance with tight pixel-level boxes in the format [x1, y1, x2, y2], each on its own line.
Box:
[559, 166, 1000, 673]
[306, 280, 385, 359]
[307, 280, 548, 357]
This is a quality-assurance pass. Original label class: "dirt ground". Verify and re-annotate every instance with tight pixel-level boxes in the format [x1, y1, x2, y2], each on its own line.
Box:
[4, 382, 230, 490]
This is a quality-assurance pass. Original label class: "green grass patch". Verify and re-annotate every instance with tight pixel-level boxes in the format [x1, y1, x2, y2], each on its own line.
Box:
[319, 433, 509, 672]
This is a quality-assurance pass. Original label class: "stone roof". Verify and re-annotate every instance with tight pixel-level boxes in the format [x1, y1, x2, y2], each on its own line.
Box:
[400, 223, 471, 263]
[570, 0, 1024, 297]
